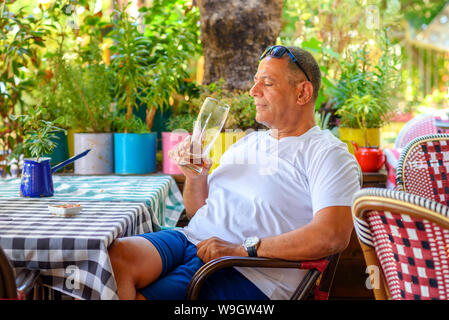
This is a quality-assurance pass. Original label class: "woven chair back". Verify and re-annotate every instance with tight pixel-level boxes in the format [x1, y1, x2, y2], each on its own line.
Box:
[395, 115, 445, 149]
[396, 134, 449, 205]
[353, 188, 449, 300]
[366, 210, 449, 299]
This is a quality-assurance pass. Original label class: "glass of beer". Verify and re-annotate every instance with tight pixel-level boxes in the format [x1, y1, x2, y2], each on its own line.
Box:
[174, 97, 230, 173]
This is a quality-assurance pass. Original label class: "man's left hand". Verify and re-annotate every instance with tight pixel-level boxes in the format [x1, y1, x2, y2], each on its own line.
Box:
[196, 237, 247, 263]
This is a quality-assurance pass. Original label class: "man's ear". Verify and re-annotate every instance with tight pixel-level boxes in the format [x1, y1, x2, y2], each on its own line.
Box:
[296, 82, 314, 105]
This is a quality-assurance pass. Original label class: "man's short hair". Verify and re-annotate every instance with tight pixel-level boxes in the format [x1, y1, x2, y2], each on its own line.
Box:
[284, 46, 321, 101]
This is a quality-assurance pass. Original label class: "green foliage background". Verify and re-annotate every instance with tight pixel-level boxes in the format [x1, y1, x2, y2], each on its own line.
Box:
[1, 0, 448, 172]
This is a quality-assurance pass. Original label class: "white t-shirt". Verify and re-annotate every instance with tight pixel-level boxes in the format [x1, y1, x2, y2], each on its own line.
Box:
[180, 126, 360, 299]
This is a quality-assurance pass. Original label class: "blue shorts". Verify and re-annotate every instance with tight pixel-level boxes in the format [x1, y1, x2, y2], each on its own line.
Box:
[136, 230, 269, 300]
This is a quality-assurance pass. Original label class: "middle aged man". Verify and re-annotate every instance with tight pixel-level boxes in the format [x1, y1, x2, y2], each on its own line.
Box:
[108, 45, 360, 300]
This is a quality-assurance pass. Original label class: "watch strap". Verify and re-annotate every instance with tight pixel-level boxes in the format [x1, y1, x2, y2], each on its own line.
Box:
[246, 245, 258, 257]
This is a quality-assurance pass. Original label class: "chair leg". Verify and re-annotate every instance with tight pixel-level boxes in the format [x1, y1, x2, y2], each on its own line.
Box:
[33, 282, 42, 300]
[33, 280, 51, 300]
[315, 253, 341, 300]
[290, 270, 322, 300]
[48, 287, 54, 300]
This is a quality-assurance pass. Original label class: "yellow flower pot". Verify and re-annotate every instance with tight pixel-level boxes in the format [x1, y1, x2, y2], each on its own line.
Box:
[67, 128, 83, 158]
[209, 131, 246, 172]
[339, 127, 381, 155]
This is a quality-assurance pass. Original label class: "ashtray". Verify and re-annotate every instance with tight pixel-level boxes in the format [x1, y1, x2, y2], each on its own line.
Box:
[48, 204, 82, 217]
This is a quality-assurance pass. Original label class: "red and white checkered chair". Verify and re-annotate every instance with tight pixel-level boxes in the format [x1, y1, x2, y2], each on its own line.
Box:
[396, 134, 449, 206]
[352, 188, 449, 300]
[385, 114, 449, 190]
[395, 115, 446, 149]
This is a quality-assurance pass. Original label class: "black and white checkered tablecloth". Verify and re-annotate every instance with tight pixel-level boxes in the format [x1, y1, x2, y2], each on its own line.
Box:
[0, 198, 154, 300]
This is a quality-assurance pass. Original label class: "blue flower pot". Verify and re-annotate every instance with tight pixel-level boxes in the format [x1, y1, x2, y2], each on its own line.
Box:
[114, 133, 157, 174]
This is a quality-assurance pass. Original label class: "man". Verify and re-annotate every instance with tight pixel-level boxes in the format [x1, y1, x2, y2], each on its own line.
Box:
[108, 45, 360, 300]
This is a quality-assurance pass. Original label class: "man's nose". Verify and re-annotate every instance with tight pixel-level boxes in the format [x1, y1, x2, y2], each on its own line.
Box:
[249, 82, 261, 97]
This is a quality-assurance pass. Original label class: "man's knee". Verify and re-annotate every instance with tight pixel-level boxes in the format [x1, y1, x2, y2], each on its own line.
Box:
[136, 292, 147, 300]
[110, 237, 146, 273]
[108, 236, 163, 286]
[109, 238, 133, 271]
[109, 238, 123, 259]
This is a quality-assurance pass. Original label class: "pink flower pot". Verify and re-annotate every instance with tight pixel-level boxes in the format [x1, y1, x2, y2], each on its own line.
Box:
[162, 131, 190, 174]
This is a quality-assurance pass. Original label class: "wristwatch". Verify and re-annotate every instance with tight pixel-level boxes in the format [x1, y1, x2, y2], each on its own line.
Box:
[243, 236, 260, 257]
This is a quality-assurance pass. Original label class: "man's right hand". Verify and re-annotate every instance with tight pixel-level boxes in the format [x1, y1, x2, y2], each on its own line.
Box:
[169, 135, 212, 217]
[168, 135, 213, 180]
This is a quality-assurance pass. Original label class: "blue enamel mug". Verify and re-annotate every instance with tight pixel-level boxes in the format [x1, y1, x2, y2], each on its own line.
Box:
[20, 149, 90, 197]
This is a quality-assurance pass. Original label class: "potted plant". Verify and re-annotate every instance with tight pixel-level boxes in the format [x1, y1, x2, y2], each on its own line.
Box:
[67, 10, 115, 175]
[161, 79, 200, 175]
[70, 62, 115, 175]
[188, 80, 264, 172]
[107, 1, 200, 174]
[39, 68, 70, 168]
[11, 106, 65, 163]
[0, 3, 49, 177]
[211, 91, 259, 172]
[10, 106, 65, 197]
[336, 94, 387, 172]
[162, 107, 195, 175]
[333, 31, 399, 155]
[41, 52, 115, 174]
[38, 6, 116, 175]
[107, 5, 158, 174]
[113, 115, 157, 174]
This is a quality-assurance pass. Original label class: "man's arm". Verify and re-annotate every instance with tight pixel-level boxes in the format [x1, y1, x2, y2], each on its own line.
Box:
[168, 135, 212, 219]
[183, 173, 209, 219]
[196, 205, 353, 262]
[257, 206, 353, 260]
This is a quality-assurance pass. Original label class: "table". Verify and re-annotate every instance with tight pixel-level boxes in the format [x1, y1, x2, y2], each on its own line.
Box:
[434, 118, 449, 132]
[362, 169, 387, 188]
[0, 175, 184, 228]
[0, 175, 185, 300]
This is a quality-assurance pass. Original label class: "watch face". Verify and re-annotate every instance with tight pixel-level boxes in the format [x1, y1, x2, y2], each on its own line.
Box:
[245, 236, 259, 247]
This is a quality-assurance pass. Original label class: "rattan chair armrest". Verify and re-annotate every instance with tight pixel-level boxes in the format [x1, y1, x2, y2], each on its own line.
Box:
[0, 247, 17, 299]
[15, 269, 39, 299]
[185, 256, 328, 300]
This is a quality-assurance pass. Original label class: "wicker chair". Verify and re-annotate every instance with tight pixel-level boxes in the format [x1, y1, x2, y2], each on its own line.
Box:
[0, 246, 40, 300]
[385, 114, 449, 190]
[0, 246, 17, 299]
[186, 253, 340, 300]
[396, 134, 449, 206]
[395, 114, 448, 150]
[352, 188, 449, 300]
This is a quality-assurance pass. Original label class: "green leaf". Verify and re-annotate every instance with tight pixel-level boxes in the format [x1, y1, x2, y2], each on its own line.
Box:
[301, 37, 322, 52]
[322, 47, 340, 60]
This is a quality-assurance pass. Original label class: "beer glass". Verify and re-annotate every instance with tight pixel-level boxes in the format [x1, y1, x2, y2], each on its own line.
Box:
[170, 97, 230, 173]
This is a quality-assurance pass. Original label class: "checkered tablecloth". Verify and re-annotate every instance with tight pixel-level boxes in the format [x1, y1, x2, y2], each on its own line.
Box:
[0, 198, 153, 300]
[0, 174, 185, 300]
[0, 175, 184, 228]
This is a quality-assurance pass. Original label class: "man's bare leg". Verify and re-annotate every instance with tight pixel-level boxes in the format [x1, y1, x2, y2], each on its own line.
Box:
[108, 236, 163, 300]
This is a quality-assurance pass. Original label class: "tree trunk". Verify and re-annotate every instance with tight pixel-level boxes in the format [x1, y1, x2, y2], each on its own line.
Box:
[197, 0, 283, 91]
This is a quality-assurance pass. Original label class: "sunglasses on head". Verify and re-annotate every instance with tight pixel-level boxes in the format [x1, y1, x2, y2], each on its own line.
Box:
[260, 45, 311, 82]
